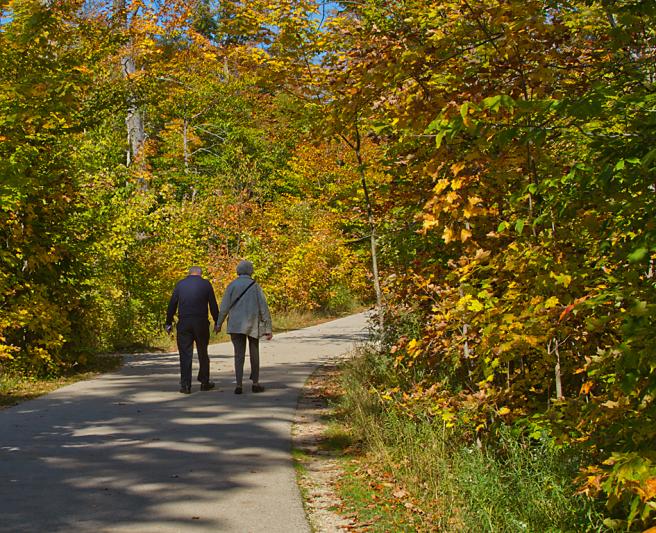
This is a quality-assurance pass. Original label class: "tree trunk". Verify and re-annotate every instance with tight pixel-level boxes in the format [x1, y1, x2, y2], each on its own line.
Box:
[114, 0, 145, 168]
[548, 337, 564, 400]
[183, 117, 189, 173]
[353, 125, 384, 332]
[122, 56, 145, 166]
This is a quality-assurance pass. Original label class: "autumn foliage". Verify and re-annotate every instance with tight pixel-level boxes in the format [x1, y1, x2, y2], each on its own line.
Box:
[1, 0, 655, 528]
[316, 0, 656, 528]
[0, 0, 370, 371]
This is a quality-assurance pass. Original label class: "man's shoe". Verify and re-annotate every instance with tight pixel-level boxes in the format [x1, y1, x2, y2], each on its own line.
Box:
[234, 386, 243, 395]
[200, 381, 215, 391]
[179, 385, 191, 394]
[252, 384, 265, 393]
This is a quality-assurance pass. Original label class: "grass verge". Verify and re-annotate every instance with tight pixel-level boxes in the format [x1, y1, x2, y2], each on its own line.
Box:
[322, 348, 607, 532]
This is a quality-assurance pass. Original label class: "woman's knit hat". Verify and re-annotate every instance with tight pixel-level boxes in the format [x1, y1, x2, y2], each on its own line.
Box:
[236, 260, 254, 276]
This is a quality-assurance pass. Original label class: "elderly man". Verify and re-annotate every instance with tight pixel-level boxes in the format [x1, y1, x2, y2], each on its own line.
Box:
[215, 260, 272, 394]
[166, 266, 219, 394]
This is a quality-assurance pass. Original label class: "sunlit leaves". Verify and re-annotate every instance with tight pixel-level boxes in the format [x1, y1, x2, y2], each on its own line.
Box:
[321, 0, 656, 527]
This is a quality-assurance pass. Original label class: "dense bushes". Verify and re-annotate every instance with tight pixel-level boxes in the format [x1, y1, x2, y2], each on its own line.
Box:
[321, 1, 656, 527]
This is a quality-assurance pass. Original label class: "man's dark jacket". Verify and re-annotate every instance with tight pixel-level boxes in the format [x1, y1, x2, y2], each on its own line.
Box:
[166, 275, 219, 325]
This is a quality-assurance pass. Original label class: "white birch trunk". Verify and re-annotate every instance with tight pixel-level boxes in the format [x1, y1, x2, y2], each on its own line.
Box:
[114, 0, 145, 168]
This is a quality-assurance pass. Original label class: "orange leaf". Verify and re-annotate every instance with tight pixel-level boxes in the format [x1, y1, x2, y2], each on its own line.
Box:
[558, 303, 576, 322]
[558, 295, 590, 322]
[580, 381, 594, 395]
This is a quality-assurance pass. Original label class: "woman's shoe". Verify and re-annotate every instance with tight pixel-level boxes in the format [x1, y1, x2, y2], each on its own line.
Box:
[252, 384, 265, 393]
[234, 386, 243, 394]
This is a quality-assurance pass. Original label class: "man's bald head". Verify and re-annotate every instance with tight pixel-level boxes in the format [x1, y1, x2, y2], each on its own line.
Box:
[189, 266, 202, 276]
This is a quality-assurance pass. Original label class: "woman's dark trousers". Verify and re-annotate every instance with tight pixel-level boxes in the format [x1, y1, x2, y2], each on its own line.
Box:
[176, 319, 210, 388]
[230, 333, 260, 385]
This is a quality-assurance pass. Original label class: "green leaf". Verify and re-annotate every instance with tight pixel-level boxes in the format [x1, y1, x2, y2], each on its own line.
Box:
[460, 102, 469, 120]
[482, 94, 515, 113]
[435, 130, 447, 148]
[627, 248, 648, 263]
[515, 219, 525, 235]
[642, 148, 656, 168]
[482, 95, 502, 113]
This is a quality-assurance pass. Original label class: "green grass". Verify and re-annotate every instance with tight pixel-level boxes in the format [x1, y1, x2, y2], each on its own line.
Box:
[336, 459, 423, 532]
[292, 448, 310, 476]
[324, 348, 608, 533]
[322, 422, 357, 453]
[273, 307, 367, 333]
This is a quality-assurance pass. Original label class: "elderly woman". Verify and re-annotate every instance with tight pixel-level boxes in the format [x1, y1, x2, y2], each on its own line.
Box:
[215, 260, 273, 394]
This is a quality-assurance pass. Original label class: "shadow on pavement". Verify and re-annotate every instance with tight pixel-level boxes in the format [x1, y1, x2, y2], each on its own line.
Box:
[0, 354, 318, 532]
[0, 313, 369, 532]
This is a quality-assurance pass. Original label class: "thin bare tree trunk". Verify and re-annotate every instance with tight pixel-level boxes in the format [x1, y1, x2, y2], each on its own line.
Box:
[548, 337, 564, 400]
[122, 56, 145, 165]
[114, 0, 145, 168]
[183, 117, 189, 173]
[352, 125, 384, 331]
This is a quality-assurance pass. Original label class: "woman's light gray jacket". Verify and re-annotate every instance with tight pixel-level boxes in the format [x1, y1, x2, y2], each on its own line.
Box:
[217, 275, 272, 338]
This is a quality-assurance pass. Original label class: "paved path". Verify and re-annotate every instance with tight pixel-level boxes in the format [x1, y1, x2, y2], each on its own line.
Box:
[0, 313, 369, 533]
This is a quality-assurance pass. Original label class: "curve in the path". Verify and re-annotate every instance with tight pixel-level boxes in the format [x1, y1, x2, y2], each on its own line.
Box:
[0, 312, 369, 533]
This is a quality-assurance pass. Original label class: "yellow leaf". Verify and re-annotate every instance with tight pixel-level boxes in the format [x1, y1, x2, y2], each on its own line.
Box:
[467, 298, 484, 312]
[433, 179, 450, 194]
[550, 271, 573, 288]
[422, 214, 439, 230]
[451, 162, 465, 176]
[498, 406, 511, 416]
[544, 296, 560, 309]
[442, 411, 455, 421]
[461, 228, 472, 242]
[443, 226, 455, 243]
[445, 191, 459, 204]
[468, 195, 483, 205]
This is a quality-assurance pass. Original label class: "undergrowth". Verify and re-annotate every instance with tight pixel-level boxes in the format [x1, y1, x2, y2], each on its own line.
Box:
[335, 347, 608, 532]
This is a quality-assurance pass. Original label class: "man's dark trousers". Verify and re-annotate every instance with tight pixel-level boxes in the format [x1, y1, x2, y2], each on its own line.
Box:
[177, 318, 210, 388]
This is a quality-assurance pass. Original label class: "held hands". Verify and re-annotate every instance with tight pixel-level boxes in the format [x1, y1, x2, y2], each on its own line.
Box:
[165, 324, 172, 334]
[263, 333, 273, 341]
[213, 323, 221, 334]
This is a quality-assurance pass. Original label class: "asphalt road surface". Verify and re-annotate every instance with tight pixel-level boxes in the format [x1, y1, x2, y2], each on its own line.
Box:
[0, 313, 369, 532]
